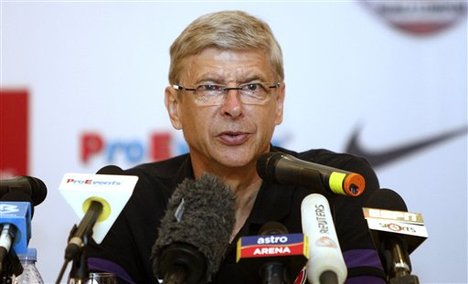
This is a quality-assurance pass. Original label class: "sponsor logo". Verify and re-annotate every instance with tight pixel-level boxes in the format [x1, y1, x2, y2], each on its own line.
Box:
[253, 246, 292, 256]
[0, 203, 20, 214]
[65, 178, 121, 186]
[383, 222, 417, 234]
[293, 266, 307, 284]
[236, 233, 308, 261]
[346, 125, 468, 168]
[315, 236, 338, 248]
[365, 208, 423, 223]
[257, 235, 289, 244]
[315, 204, 329, 234]
[79, 131, 188, 165]
[363, 207, 428, 240]
[360, 0, 467, 36]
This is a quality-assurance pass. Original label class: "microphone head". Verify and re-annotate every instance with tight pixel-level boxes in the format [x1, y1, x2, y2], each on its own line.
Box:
[25, 176, 47, 206]
[152, 173, 236, 283]
[365, 188, 408, 212]
[96, 165, 124, 175]
[0, 176, 47, 206]
[257, 152, 365, 197]
[259, 221, 288, 235]
[256, 152, 283, 182]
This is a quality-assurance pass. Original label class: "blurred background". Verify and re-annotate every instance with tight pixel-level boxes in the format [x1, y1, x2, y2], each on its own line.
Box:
[1, 1, 466, 283]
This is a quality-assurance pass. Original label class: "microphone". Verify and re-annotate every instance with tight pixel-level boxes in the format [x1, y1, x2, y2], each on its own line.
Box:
[236, 222, 308, 284]
[0, 176, 47, 206]
[257, 152, 365, 197]
[151, 174, 236, 284]
[301, 193, 347, 284]
[0, 176, 46, 276]
[259, 222, 292, 284]
[363, 189, 428, 284]
[0, 202, 31, 277]
[59, 166, 138, 261]
[95, 165, 124, 175]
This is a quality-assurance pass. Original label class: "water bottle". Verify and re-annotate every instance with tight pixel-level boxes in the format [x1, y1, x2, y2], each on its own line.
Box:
[12, 248, 44, 284]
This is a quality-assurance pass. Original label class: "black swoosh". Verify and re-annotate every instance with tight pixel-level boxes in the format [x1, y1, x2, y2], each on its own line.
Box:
[345, 125, 468, 168]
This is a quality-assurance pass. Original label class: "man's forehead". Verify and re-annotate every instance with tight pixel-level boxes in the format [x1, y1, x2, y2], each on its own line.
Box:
[180, 48, 275, 82]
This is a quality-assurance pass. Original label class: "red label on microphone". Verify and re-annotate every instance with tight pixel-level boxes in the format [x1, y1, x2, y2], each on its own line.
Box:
[236, 233, 309, 262]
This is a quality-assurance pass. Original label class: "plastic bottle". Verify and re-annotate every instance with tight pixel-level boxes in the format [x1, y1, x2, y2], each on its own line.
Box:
[12, 248, 44, 284]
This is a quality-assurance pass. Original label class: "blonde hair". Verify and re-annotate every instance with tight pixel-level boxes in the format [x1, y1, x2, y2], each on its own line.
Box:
[168, 10, 284, 84]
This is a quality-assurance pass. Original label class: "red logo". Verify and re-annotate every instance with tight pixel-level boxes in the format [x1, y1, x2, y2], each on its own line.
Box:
[388, 223, 403, 232]
[294, 266, 307, 284]
[361, 1, 467, 36]
[0, 89, 29, 178]
[79, 131, 174, 164]
[315, 236, 338, 248]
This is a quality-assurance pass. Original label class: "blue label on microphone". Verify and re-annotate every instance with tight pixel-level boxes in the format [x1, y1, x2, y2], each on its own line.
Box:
[0, 202, 31, 254]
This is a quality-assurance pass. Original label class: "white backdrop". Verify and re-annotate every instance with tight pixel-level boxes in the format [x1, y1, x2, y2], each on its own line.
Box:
[1, 1, 467, 283]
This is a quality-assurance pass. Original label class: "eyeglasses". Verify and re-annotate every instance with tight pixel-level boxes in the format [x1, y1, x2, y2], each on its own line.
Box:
[172, 82, 281, 106]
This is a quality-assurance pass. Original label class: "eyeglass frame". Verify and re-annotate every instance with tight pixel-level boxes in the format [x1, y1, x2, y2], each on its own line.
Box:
[172, 82, 281, 106]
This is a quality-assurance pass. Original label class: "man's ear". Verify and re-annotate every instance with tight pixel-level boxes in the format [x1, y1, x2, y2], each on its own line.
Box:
[274, 82, 285, 125]
[165, 86, 182, 129]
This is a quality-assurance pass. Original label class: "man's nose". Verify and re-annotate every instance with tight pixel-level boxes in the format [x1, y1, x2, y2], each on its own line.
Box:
[219, 89, 244, 117]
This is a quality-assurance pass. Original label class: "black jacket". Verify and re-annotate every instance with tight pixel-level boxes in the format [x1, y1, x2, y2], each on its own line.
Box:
[86, 146, 385, 283]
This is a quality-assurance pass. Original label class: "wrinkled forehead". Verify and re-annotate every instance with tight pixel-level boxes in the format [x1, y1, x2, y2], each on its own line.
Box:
[177, 47, 277, 84]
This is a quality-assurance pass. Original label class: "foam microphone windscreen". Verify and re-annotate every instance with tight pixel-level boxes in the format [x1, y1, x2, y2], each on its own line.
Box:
[152, 173, 236, 283]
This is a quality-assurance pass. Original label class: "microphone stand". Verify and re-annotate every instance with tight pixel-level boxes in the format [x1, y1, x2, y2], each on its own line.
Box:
[57, 202, 102, 284]
[384, 238, 420, 284]
[0, 248, 23, 284]
[56, 225, 92, 284]
[67, 229, 90, 284]
[260, 261, 289, 284]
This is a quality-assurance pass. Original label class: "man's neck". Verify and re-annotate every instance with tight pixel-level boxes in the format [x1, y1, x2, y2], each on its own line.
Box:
[192, 162, 263, 242]
[228, 176, 262, 242]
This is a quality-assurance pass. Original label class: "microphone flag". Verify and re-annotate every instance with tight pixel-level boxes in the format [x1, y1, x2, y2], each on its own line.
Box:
[236, 233, 309, 262]
[59, 173, 138, 243]
[0, 202, 31, 254]
[362, 207, 428, 253]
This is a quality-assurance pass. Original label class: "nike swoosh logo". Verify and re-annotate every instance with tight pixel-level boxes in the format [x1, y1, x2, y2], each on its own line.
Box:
[345, 125, 468, 168]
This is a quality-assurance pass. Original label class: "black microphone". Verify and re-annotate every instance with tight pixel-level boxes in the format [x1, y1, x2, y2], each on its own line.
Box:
[64, 165, 125, 261]
[236, 222, 308, 284]
[363, 189, 428, 284]
[0, 181, 47, 275]
[0, 176, 47, 206]
[259, 222, 290, 284]
[257, 152, 365, 197]
[95, 165, 124, 175]
[151, 174, 236, 284]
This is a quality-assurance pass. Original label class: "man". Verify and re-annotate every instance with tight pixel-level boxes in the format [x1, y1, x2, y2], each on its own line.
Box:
[87, 10, 385, 283]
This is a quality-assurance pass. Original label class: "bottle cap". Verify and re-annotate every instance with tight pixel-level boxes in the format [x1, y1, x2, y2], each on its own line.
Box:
[18, 247, 37, 262]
